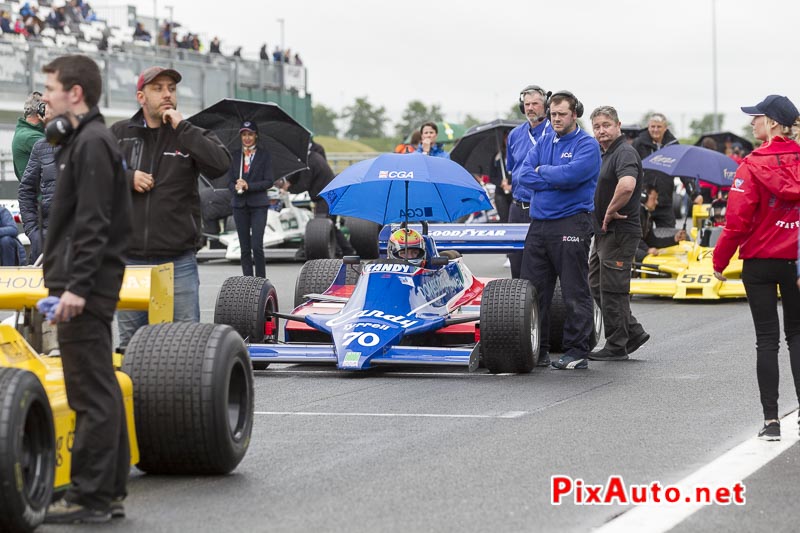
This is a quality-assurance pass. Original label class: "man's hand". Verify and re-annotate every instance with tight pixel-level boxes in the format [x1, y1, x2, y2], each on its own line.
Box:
[133, 170, 154, 193]
[602, 211, 627, 232]
[713, 270, 727, 281]
[162, 109, 183, 129]
[274, 177, 290, 191]
[674, 229, 687, 242]
[648, 247, 659, 256]
[52, 291, 85, 323]
[421, 139, 431, 153]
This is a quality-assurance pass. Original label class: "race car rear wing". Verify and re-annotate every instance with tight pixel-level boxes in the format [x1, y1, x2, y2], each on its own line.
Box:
[0, 265, 174, 324]
[378, 223, 528, 254]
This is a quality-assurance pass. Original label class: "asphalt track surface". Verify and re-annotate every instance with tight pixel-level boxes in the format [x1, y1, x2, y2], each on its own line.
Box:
[37, 254, 799, 533]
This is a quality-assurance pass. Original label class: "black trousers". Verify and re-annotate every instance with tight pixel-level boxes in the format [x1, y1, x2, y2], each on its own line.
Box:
[494, 189, 512, 224]
[508, 202, 531, 279]
[520, 212, 594, 358]
[741, 258, 800, 420]
[589, 231, 646, 354]
[233, 205, 268, 278]
[58, 294, 129, 511]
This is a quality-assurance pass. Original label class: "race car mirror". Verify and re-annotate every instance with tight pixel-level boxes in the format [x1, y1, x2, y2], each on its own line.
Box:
[343, 255, 361, 265]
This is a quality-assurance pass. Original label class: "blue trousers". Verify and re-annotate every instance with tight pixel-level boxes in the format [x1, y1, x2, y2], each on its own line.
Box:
[117, 250, 200, 348]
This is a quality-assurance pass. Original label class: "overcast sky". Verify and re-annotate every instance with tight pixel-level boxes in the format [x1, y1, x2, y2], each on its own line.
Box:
[127, 0, 799, 138]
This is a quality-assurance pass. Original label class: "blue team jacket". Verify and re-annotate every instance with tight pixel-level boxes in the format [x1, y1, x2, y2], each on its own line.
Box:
[517, 126, 601, 220]
[506, 120, 550, 203]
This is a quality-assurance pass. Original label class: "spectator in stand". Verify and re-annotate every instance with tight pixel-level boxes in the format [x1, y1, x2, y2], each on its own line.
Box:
[210, 36, 221, 54]
[133, 22, 151, 42]
[233, 46, 242, 57]
[64, 0, 83, 29]
[293, 53, 303, 66]
[191, 34, 201, 52]
[14, 17, 30, 38]
[0, 11, 13, 34]
[260, 43, 269, 61]
[46, 7, 65, 32]
[272, 45, 282, 62]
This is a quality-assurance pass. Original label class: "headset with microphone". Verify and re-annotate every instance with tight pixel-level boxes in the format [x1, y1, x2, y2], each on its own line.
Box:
[545, 90, 585, 118]
[518, 85, 547, 116]
[45, 114, 75, 147]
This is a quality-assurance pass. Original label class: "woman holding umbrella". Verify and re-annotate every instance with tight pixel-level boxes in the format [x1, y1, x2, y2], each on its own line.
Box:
[228, 120, 274, 278]
[713, 95, 800, 442]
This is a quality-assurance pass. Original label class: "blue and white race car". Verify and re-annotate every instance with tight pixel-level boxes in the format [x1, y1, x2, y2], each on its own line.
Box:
[214, 223, 601, 373]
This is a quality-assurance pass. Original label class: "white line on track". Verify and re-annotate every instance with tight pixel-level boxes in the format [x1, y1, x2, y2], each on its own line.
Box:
[595, 410, 799, 533]
[255, 410, 527, 419]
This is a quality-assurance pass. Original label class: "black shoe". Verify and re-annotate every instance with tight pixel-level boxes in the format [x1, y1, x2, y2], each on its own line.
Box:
[111, 497, 125, 519]
[758, 421, 781, 441]
[626, 331, 650, 355]
[551, 355, 588, 370]
[45, 499, 111, 524]
[537, 352, 551, 367]
[588, 348, 629, 361]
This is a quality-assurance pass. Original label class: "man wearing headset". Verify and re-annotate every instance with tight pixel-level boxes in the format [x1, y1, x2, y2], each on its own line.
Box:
[517, 91, 601, 370]
[505, 85, 551, 279]
[40, 54, 132, 524]
[11, 91, 46, 180]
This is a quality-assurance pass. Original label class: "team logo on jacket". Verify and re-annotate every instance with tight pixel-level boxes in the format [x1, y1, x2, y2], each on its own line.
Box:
[732, 178, 745, 192]
[563, 235, 581, 242]
[560, 152, 573, 159]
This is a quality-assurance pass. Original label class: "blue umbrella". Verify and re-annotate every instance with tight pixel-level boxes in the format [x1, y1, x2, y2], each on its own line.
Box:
[320, 153, 493, 225]
[642, 144, 738, 187]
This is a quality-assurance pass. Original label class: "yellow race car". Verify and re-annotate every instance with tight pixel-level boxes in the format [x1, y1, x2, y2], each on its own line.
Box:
[0, 265, 254, 533]
[630, 204, 745, 300]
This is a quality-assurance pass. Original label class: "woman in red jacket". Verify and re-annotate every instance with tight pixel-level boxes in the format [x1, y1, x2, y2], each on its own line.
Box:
[713, 95, 800, 442]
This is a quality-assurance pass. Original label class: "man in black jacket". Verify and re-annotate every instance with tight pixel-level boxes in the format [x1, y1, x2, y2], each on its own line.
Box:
[111, 66, 231, 348]
[632, 112, 681, 228]
[41, 54, 132, 524]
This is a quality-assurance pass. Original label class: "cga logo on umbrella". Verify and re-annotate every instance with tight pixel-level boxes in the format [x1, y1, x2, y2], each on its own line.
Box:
[399, 207, 434, 218]
[649, 155, 676, 165]
[378, 170, 415, 179]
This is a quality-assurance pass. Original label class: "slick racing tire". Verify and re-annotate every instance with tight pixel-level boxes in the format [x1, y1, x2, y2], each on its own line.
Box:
[549, 279, 603, 352]
[215, 276, 279, 370]
[293, 259, 359, 308]
[480, 279, 540, 373]
[345, 217, 381, 259]
[123, 322, 254, 475]
[304, 217, 336, 260]
[0, 368, 55, 533]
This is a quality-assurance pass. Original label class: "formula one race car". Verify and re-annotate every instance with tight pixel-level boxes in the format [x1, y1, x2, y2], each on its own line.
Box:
[0, 266, 254, 532]
[213, 223, 602, 373]
[630, 204, 744, 299]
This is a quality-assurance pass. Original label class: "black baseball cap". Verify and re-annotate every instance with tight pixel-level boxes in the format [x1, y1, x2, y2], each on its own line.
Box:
[239, 120, 258, 134]
[741, 95, 799, 127]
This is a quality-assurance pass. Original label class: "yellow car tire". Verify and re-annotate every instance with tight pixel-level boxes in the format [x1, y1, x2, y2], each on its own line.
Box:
[0, 367, 55, 533]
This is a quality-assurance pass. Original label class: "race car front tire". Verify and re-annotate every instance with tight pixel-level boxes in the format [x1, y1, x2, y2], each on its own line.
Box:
[480, 279, 540, 373]
[345, 217, 381, 259]
[214, 276, 279, 370]
[304, 217, 336, 260]
[122, 322, 254, 475]
[293, 259, 359, 308]
[0, 367, 55, 533]
[548, 280, 603, 352]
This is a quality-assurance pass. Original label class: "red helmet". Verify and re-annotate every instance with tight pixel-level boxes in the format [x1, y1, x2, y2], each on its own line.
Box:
[387, 228, 426, 267]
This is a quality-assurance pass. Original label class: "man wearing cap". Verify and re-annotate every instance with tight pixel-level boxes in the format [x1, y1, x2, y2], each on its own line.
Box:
[11, 91, 46, 180]
[111, 66, 231, 348]
[713, 94, 800, 442]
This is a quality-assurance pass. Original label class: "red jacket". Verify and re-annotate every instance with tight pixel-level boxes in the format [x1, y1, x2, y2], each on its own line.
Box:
[714, 137, 800, 272]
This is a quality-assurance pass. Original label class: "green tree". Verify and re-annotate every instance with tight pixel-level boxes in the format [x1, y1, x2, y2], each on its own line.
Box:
[463, 114, 482, 129]
[505, 103, 522, 121]
[689, 113, 724, 137]
[342, 97, 389, 139]
[394, 100, 444, 138]
[312, 103, 338, 137]
[740, 122, 757, 145]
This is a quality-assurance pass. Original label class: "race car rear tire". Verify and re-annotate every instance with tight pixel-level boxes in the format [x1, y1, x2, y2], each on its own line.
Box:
[214, 276, 278, 370]
[480, 279, 540, 373]
[549, 280, 603, 352]
[345, 217, 381, 259]
[304, 217, 336, 260]
[0, 367, 55, 533]
[293, 258, 359, 308]
[123, 322, 254, 475]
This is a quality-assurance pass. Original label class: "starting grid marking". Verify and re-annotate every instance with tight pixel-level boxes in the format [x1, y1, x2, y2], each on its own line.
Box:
[596, 410, 800, 533]
[255, 410, 527, 419]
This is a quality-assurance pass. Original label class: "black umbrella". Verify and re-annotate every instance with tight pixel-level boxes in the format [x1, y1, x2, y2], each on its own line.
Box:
[187, 98, 311, 181]
[449, 119, 524, 179]
[694, 131, 754, 154]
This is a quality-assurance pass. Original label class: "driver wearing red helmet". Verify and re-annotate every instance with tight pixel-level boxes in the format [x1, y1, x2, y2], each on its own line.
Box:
[387, 228, 426, 268]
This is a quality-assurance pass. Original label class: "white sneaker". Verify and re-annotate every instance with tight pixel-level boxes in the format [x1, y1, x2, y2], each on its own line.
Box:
[503, 257, 511, 268]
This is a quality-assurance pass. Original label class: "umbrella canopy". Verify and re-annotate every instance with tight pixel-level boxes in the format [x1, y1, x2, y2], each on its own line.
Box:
[187, 98, 311, 181]
[319, 153, 493, 225]
[642, 145, 738, 187]
[449, 119, 524, 176]
[694, 131, 754, 154]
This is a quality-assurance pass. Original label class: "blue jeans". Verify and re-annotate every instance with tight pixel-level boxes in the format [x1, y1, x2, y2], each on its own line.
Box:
[117, 251, 200, 348]
[0, 235, 19, 265]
